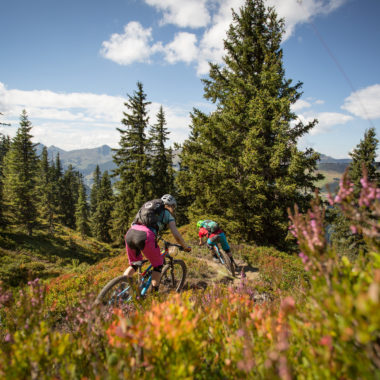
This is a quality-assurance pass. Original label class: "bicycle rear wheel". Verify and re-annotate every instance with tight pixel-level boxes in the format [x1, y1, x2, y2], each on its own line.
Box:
[95, 275, 137, 306]
[159, 260, 187, 293]
[219, 250, 235, 277]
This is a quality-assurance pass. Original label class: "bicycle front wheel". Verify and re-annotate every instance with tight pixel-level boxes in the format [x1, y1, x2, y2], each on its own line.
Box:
[159, 260, 187, 293]
[219, 250, 235, 277]
[95, 275, 137, 306]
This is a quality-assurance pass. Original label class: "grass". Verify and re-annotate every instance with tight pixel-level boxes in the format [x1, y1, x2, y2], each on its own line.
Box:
[316, 169, 342, 194]
[0, 225, 119, 288]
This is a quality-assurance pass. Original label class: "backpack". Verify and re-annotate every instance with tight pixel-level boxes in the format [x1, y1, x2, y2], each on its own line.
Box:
[134, 199, 165, 231]
[202, 220, 220, 234]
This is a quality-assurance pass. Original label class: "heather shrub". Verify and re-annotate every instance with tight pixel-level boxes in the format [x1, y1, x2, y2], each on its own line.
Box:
[288, 170, 380, 377]
[0, 170, 379, 379]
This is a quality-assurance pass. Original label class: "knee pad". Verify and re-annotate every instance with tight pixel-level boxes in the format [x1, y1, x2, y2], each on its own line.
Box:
[153, 265, 163, 273]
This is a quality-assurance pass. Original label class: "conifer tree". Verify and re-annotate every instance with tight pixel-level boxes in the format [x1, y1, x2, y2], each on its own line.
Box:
[90, 165, 101, 216]
[54, 153, 63, 181]
[331, 127, 379, 258]
[0, 134, 10, 228]
[349, 127, 379, 188]
[177, 0, 323, 248]
[75, 180, 90, 237]
[166, 147, 176, 194]
[149, 105, 174, 197]
[52, 153, 65, 223]
[61, 165, 81, 229]
[92, 171, 113, 242]
[37, 147, 58, 233]
[3, 110, 39, 235]
[111, 82, 152, 244]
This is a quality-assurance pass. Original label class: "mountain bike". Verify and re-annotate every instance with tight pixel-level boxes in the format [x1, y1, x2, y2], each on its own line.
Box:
[95, 238, 187, 306]
[213, 243, 235, 277]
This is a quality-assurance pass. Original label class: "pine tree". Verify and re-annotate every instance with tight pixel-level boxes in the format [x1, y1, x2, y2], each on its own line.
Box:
[111, 82, 152, 244]
[3, 110, 39, 235]
[177, 0, 323, 248]
[61, 165, 81, 229]
[52, 153, 65, 223]
[331, 127, 379, 258]
[149, 105, 174, 197]
[36, 147, 58, 233]
[90, 165, 101, 216]
[75, 180, 90, 237]
[349, 127, 379, 188]
[92, 171, 114, 242]
[0, 134, 10, 228]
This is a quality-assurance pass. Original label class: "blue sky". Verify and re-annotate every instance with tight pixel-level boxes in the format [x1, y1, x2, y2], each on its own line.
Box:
[0, 0, 379, 159]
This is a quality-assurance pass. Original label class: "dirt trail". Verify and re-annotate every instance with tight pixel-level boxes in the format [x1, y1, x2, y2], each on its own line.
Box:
[184, 255, 260, 290]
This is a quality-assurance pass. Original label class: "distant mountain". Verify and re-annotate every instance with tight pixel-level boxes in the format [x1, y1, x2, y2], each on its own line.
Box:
[318, 153, 351, 164]
[36, 144, 114, 186]
[35, 144, 183, 187]
[317, 154, 352, 173]
[37, 144, 372, 186]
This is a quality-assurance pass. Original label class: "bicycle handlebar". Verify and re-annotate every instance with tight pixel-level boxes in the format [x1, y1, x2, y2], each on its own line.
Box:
[158, 236, 184, 251]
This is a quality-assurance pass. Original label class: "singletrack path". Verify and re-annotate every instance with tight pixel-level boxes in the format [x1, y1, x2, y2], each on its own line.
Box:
[183, 253, 260, 290]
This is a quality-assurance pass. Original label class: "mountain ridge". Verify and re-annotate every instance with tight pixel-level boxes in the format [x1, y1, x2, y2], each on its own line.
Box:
[35, 144, 356, 186]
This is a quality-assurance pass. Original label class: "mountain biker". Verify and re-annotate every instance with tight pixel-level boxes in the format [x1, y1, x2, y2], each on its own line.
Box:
[124, 194, 191, 292]
[197, 220, 236, 267]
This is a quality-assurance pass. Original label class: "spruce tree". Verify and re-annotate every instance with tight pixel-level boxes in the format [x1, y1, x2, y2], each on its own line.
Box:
[149, 105, 174, 197]
[349, 127, 379, 188]
[52, 153, 65, 223]
[331, 127, 379, 258]
[75, 180, 90, 237]
[0, 134, 10, 228]
[37, 147, 58, 233]
[111, 82, 152, 244]
[61, 165, 81, 229]
[90, 165, 101, 216]
[3, 110, 39, 235]
[92, 171, 114, 242]
[177, 0, 322, 248]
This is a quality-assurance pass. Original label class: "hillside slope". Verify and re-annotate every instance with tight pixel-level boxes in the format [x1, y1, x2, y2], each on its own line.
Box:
[0, 226, 118, 287]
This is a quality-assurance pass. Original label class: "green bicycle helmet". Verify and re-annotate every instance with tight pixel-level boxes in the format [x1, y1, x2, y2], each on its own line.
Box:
[197, 220, 205, 228]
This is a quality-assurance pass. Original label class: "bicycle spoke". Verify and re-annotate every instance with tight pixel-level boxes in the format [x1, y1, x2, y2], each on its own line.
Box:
[96, 276, 138, 307]
[159, 260, 187, 293]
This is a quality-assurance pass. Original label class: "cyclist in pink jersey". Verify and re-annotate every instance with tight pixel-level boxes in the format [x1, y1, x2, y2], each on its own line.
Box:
[124, 194, 191, 292]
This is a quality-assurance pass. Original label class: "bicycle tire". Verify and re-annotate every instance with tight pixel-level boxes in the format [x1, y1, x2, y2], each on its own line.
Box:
[219, 250, 235, 277]
[95, 275, 137, 306]
[159, 260, 187, 293]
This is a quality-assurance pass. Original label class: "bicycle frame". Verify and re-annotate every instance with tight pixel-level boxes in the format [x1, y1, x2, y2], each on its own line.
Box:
[213, 244, 226, 265]
[96, 239, 186, 306]
[138, 239, 180, 295]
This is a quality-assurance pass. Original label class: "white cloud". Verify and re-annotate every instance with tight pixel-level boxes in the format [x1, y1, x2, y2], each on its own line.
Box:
[163, 32, 198, 64]
[291, 99, 311, 112]
[297, 111, 353, 135]
[144, 0, 211, 28]
[195, 0, 348, 74]
[100, 21, 161, 65]
[100, 0, 347, 74]
[0, 82, 192, 150]
[268, 0, 347, 40]
[196, 0, 244, 74]
[1, 84, 125, 123]
[341, 84, 380, 120]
